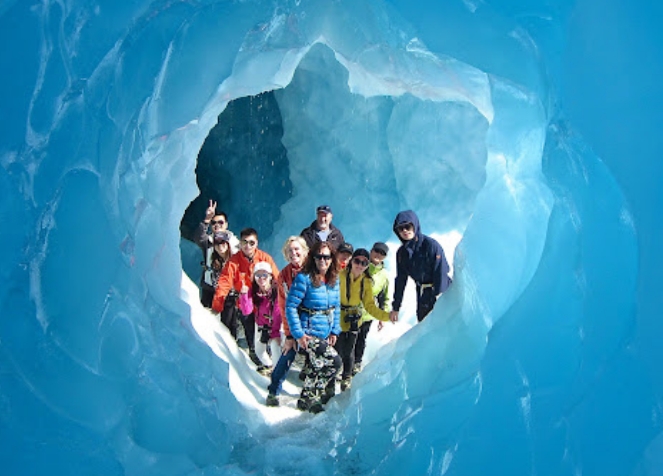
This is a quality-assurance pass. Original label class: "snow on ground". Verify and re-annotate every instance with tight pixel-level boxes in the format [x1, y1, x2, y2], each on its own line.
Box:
[180, 233, 461, 425]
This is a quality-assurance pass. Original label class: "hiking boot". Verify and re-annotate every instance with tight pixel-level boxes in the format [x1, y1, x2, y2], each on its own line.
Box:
[321, 390, 335, 405]
[340, 377, 352, 392]
[296, 398, 310, 412]
[257, 365, 272, 376]
[352, 362, 362, 376]
[308, 402, 325, 414]
[265, 393, 279, 407]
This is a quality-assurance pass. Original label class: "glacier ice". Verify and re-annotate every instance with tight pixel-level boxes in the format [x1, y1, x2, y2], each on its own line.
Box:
[1, 0, 661, 475]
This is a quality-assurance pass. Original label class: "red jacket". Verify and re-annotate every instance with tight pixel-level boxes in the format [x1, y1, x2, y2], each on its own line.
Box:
[276, 263, 302, 337]
[212, 249, 279, 312]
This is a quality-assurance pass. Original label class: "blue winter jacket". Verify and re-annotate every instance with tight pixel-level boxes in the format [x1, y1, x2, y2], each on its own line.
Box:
[285, 272, 341, 340]
[392, 210, 452, 311]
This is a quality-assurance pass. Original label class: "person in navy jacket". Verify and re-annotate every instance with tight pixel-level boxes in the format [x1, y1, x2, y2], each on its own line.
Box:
[389, 210, 452, 323]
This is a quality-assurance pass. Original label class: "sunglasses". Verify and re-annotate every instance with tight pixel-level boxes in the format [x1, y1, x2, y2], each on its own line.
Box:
[314, 254, 332, 261]
[241, 239, 257, 246]
[352, 258, 369, 267]
[255, 273, 270, 279]
[396, 223, 414, 232]
[211, 219, 226, 225]
[372, 249, 386, 256]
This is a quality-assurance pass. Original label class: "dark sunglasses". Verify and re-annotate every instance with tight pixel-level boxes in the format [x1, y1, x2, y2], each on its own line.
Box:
[314, 254, 332, 261]
[255, 273, 270, 279]
[241, 239, 257, 246]
[396, 223, 414, 232]
[372, 249, 387, 256]
[352, 258, 369, 267]
[211, 219, 226, 225]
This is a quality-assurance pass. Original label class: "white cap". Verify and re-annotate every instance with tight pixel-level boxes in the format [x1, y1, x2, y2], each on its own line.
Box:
[253, 261, 272, 276]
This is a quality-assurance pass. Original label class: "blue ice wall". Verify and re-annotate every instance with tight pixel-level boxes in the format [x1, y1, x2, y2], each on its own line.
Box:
[0, 0, 661, 475]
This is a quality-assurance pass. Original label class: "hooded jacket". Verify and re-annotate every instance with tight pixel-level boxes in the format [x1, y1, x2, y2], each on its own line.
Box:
[392, 210, 451, 311]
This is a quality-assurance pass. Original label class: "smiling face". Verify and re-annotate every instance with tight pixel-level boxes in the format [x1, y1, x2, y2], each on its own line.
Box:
[287, 240, 306, 268]
[240, 234, 258, 258]
[350, 255, 369, 277]
[370, 248, 386, 266]
[314, 244, 333, 274]
[316, 211, 332, 231]
[214, 241, 229, 254]
[210, 214, 228, 233]
[338, 251, 352, 267]
[254, 270, 272, 290]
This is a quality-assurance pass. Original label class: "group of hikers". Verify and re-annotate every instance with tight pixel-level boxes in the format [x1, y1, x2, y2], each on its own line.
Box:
[195, 202, 452, 413]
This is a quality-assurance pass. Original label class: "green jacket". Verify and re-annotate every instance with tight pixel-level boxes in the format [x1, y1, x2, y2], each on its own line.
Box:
[360, 262, 390, 324]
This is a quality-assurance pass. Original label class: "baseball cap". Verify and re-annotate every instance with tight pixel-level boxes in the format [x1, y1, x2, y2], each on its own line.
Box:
[371, 242, 389, 255]
[316, 205, 332, 214]
[253, 261, 272, 276]
[213, 231, 231, 244]
[352, 248, 370, 260]
[337, 242, 354, 254]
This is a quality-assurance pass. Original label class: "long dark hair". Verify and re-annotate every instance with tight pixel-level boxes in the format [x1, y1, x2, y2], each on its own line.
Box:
[211, 242, 231, 270]
[302, 241, 339, 287]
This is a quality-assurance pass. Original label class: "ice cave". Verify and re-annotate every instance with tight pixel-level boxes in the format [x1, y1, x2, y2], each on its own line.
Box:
[1, 0, 661, 475]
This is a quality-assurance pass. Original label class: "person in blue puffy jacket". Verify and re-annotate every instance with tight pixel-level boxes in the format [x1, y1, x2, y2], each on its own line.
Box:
[286, 241, 342, 413]
[389, 210, 452, 323]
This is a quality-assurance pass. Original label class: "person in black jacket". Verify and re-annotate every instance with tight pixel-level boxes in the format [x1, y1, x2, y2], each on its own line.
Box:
[389, 210, 452, 322]
[300, 205, 345, 251]
[195, 200, 239, 307]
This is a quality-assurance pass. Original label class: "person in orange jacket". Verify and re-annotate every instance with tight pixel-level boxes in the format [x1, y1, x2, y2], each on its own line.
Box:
[213, 228, 279, 355]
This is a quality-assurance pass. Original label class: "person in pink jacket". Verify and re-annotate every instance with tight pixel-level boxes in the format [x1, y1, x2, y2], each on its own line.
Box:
[238, 262, 282, 375]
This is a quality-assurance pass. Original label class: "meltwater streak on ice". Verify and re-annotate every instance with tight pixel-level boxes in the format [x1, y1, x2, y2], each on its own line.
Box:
[0, 0, 659, 475]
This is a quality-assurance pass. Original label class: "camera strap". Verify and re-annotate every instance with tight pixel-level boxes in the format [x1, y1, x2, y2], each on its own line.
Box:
[345, 272, 365, 305]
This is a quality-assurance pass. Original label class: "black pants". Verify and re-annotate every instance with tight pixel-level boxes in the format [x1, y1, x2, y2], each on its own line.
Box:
[416, 286, 437, 322]
[220, 301, 240, 339]
[334, 331, 358, 379]
[200, 284, 215, 308]
[241, 312, 255, 351]
[354, 320, 373, 364]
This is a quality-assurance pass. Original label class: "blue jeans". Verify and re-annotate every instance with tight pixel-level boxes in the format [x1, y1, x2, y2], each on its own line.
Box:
[267, 346, 297, 396]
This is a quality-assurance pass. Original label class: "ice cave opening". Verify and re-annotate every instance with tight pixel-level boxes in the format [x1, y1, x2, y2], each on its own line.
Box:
[179, 41, 488, 409]
[4, 0, 660, 474]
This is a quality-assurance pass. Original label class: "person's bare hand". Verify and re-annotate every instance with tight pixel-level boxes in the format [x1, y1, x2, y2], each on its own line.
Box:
[377, 321, 384, 331]
[328, 334, 337, 346]
[389, 310, 399, 323]
[240, 284, 249, 294]
[205, 199, 217, 221]
[297, 335, 311, 350]
[282, 338, 294, 354]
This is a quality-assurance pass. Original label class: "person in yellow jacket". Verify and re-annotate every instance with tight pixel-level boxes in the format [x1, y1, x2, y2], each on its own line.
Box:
[335, 248, 395, 391]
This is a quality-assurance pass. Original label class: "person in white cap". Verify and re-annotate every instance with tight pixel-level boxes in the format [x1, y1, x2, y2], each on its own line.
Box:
[238, 261, 282, 375]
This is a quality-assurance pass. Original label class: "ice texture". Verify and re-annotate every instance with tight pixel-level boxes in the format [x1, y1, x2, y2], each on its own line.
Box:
[1, 0, 661, 475]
